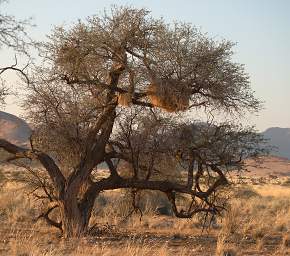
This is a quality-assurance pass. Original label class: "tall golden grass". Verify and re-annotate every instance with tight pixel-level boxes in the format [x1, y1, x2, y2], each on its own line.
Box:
[1, 172, 290, 255]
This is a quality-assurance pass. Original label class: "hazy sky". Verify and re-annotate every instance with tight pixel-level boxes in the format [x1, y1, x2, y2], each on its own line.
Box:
[1, 0, 290, 131]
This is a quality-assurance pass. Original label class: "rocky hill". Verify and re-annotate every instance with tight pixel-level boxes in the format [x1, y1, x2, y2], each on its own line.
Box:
[0, 111, 31, 147]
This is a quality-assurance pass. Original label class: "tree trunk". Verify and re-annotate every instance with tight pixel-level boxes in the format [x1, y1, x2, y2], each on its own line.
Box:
[60, 194, 90, 238]
[59, 184, 98, 238]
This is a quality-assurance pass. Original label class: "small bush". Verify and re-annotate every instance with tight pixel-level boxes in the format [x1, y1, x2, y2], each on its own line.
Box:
[233, 186, 260, 199]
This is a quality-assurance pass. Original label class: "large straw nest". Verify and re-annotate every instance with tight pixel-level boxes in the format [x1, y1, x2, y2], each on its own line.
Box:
[147, 80, 190, 112]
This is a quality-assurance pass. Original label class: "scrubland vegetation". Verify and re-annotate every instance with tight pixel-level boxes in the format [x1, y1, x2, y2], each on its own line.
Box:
[1, 165, 290, 255]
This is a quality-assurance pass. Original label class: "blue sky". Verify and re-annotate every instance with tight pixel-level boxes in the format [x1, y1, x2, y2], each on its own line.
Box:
[1, 0, 290, 131]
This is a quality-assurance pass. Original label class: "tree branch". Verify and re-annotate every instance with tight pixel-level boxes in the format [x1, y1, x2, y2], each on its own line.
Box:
[0, 139, 65, 194]
[35, 204, 62, 232]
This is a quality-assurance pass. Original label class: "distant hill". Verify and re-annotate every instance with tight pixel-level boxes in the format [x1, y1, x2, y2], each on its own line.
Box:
[262, 127, 290, 160]
[0, 111, 31, 147]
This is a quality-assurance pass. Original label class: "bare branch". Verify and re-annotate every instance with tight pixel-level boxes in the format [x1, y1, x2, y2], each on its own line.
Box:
[0, 139, 65, 193]
[35, 204, 62, 232]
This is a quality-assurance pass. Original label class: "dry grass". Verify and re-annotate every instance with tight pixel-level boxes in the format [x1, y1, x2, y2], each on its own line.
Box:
[1, 167, 290, 255]
[254, 184, 290, 197]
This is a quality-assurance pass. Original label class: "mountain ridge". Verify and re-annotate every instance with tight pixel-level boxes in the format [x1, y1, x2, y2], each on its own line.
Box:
[262, 127, 290, 160]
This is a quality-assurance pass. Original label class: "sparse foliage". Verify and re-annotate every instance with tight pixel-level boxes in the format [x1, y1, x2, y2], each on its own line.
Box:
[0, 0, 32, 52]
[0, 0, 32, 106]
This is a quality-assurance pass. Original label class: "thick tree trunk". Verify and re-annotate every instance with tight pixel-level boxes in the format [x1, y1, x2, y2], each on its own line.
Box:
[59, 183, 98, 238]
[60, 195, 90, 238]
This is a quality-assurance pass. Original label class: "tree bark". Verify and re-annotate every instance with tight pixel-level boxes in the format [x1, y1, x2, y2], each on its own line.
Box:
[60, 194, 89, 238]
[59, 178, 99, 238]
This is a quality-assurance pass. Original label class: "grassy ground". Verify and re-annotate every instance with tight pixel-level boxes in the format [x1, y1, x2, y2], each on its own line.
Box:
[0, 165, 290, 255]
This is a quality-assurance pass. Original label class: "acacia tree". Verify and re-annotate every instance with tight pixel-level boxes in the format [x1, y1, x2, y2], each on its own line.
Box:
[0, 7, 265, 238]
